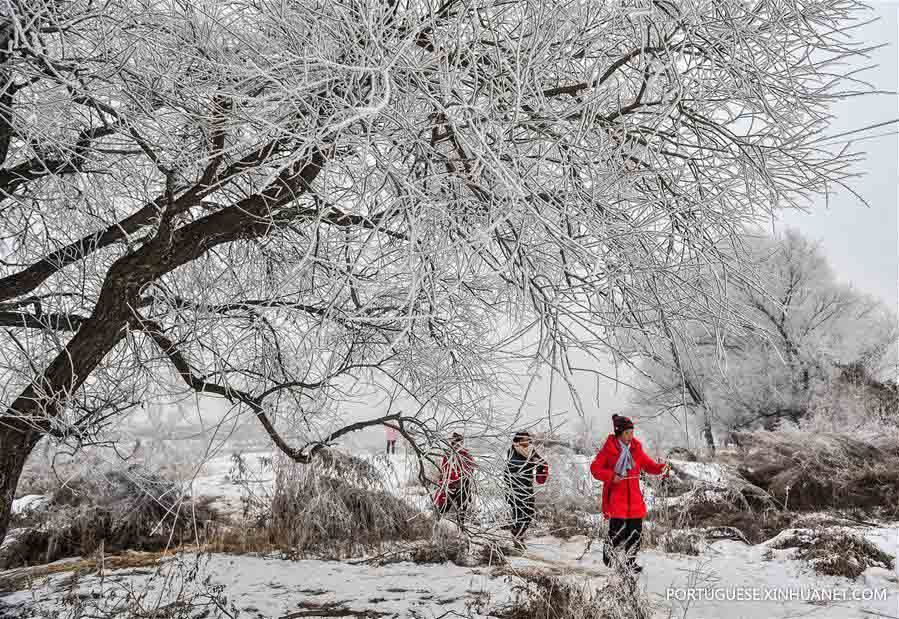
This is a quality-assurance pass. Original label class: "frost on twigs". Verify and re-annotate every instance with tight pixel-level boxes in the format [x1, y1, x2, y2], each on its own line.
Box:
[0, 0, 880, 549]
[264, 449, 430, 558]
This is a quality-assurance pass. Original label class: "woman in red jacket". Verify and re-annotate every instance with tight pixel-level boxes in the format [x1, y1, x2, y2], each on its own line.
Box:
[435, 433, 476, 530]
[590, 414, 669, 573]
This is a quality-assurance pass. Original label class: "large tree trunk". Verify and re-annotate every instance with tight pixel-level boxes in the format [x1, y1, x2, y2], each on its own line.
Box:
[0, 147, 328, 548]
[0, 424, 41, 547]
[0, 287, 130, 548]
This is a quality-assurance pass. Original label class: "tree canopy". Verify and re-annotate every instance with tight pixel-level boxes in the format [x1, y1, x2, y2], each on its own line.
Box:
[0, 0, 876, 542]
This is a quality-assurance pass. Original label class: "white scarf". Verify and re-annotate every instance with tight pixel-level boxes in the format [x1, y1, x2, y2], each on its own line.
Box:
[614, 439, 634, 477]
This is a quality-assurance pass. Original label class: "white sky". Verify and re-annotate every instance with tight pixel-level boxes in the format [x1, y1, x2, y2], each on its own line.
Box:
[777, 3, 898, 308]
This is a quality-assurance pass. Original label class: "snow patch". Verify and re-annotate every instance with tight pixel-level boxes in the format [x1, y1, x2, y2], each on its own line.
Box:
[668, 459, 727, 486]
[11, 494, 48, 516]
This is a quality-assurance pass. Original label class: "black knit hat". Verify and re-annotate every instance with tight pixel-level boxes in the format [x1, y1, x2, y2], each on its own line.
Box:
[512, 430, 531, 444]
[612, 414, 634, 435]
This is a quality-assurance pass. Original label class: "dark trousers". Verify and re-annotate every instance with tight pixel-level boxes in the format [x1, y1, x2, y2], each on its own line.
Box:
[439, 483, 471, 529]
[508, 492, 535, 540]
[386, 440, 396, 454]
[603, 518, 642, 566]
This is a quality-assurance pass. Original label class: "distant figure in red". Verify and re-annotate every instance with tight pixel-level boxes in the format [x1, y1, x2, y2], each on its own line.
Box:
[385, 425, 399, 455]
[590, 414, 669, 574]
[434, 433, 476, 530]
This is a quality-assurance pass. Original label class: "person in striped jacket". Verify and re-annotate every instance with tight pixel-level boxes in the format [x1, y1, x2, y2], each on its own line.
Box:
[504, 431, 549, 549]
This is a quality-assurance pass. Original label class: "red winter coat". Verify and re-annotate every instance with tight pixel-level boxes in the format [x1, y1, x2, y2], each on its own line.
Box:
[434, 449, 475, 507]
[590, 434, 665, 520]
[440, 449, 475, 485]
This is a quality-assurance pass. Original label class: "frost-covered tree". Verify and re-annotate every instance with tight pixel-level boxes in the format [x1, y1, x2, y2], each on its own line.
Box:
[626, 229, 897, 450]
[0, 0, 879, 542]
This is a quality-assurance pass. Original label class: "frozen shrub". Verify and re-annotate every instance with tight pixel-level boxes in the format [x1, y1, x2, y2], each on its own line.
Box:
[650, 481, 789, 545]
[538, 496, 599, 540]
[658, 529, 705, 556]
[533, 450, 600, 539]
[767, 528, 894, 579]
[496, 570, 651, 619]
[268, 449, 430, 557]
[1, 465, 218, 569]
[733, 430, 899, 516]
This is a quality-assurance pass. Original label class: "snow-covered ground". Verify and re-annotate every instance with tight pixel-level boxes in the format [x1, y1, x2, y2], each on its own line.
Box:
[2, 553, 517, 618]
[522, 531, 898, 619]
[4, 450, 897, 619]
[187, 448, 275, 515]
[3, 528, 896, 618]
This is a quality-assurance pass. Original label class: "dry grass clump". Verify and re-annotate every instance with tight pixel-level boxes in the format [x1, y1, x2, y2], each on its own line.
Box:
[353, 520, 505, 568]
[648, 482, 790, 546]
[538, 496, 599, 540]
[644, 429, 897, 553]
[373, 539, 498, 568]
[768, 528, 894, 579]
[656, 529, 705, 556]
[533, 453, 601, 540]
[2, 465, 218, 570]
[676, 504, 792, 545]
[203, 525, 282, 556]
[733, 430, 899, 516]
[476, 541, 511, 567]
[409, 536, 468, 565]
[267, 449, 431, 557]
[495, 570, 651, 619]
[496, 573, 604, 619]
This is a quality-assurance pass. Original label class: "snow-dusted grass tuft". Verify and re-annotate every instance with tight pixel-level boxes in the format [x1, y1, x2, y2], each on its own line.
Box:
[733, 430, 899, 516]
[656, 528, 705, 556]
[267, 449, 431, 558]
[765, 528, 895, 579]
[2, 465, 218, 570]
[495, 569, 652, 619]
[646, 477, 790, 547]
